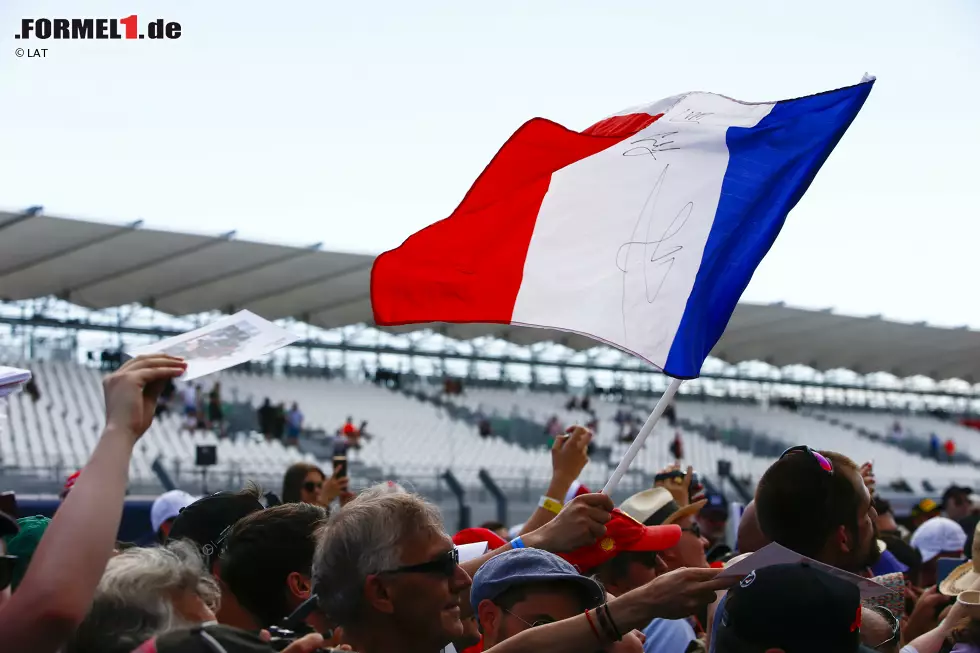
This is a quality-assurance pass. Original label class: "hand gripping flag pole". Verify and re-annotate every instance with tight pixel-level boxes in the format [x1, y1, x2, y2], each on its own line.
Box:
[601, 377, 683, 495]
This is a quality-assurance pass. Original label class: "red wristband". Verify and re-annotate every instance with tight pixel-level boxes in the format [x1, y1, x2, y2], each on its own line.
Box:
[584, 608, 602, 643]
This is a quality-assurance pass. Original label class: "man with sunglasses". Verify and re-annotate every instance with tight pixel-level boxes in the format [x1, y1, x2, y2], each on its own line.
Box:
[755, 446, 880, 576]
[619, 487, 710, 572]
[579, 496, 706, 653]
[569, 510, 699, 653]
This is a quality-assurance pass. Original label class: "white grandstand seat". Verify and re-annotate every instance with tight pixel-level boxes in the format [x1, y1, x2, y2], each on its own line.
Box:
[3, 360, 977, 493]
[679, 401, 977, 486]
[0, 362, 317, 492]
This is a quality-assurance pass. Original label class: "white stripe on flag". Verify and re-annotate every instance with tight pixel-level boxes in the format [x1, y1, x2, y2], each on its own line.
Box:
[511, 93, 774, 368]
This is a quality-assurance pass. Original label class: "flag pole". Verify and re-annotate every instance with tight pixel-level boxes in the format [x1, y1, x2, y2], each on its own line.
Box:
[602, 377, 683, 495]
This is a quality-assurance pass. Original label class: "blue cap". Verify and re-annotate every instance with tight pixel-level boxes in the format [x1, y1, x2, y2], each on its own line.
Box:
[703, 492, 728, 515]
[471, 548, 605, 613]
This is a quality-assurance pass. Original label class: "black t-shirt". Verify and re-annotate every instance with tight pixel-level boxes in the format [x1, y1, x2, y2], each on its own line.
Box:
[960, 513, 979, 553]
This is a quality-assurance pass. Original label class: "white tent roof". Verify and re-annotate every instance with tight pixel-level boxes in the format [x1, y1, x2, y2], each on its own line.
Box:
[1, 210, 977, 380]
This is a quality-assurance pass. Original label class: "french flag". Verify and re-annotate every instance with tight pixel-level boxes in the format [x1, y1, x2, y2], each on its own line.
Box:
[372, 79, 874, 379]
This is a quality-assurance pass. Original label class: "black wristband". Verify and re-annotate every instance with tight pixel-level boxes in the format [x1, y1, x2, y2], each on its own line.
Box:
[600, 603, 623, 641]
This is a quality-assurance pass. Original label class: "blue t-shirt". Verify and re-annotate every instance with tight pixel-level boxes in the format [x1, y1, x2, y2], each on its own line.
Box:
[643, 617, 697, 653]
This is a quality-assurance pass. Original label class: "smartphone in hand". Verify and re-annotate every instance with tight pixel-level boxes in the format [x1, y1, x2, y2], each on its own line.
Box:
[333, 455, 348, 480]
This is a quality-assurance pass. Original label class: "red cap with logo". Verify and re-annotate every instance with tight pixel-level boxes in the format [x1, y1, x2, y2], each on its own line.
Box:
[558, 509, 682, 573]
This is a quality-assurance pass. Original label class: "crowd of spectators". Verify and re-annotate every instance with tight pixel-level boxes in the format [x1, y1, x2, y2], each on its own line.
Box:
[2, 355, 980, 653]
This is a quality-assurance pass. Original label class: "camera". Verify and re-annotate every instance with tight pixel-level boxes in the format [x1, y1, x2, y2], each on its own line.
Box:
[266, 593, 340, 652]
[266, 625, 338, 653]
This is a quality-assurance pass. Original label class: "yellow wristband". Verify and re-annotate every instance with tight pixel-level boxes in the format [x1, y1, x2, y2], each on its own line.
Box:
[539, 496, 563, 515]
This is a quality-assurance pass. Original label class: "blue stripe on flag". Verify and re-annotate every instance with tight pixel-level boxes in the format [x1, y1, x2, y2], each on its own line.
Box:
[662, 81, 874, 379]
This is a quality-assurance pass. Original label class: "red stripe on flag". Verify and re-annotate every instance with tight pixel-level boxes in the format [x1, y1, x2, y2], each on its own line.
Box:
[583, 112, 662, 137]
[371, 113, 662, 326]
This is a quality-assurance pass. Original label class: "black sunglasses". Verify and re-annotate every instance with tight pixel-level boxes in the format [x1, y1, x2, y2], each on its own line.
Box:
[0, 555, 17, 591]
[682, 523, 702, 539]
[868, 605, 900, 650]
[382, 548, 460, 577]
[303, 481, 323, 493]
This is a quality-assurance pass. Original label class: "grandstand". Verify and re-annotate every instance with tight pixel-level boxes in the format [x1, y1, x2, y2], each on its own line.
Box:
[2, 208, 980, 516]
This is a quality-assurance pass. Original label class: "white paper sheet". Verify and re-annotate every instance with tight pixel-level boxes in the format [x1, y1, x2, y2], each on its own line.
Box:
[720, 542, 895, 599]
[126, 310, 298, 381]
[0, 365, 32, 398]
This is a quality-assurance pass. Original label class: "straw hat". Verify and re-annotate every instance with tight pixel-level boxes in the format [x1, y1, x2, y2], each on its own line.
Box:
[939, 521, 980, 596]
[619, 487, 707, 527]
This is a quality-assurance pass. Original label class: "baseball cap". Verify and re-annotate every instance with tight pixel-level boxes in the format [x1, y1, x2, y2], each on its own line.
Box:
[701, 492, 728, 517]
[715, 563, 862, 653]
[558, 509, 681, 573]
[910, 516, 967, 562]
[167, 491, 264, 562]
[942, 485, 973, 507]
[4, 515, 50, 590]
[131, 624, 273, 653]
[619, 487, 706, 527]
[151, 490, 199, 535]
[471, 548, 605, 613]
[911, 498, 940, 518]
[453, 527, 508, 551]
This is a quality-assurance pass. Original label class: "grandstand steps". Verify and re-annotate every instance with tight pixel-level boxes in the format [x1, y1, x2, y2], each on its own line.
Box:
[4, 360, 978, 497]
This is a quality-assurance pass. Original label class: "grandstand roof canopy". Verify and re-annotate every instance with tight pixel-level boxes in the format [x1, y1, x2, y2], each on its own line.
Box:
[2, 210, 978, 380]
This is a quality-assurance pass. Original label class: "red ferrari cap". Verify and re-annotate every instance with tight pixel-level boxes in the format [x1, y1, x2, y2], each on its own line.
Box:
[453, 527, 508, 551]
[558, 509, 681, 573]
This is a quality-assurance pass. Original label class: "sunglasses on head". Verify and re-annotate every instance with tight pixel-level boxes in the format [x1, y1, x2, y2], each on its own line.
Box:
[780, 445, 834, 474]
[0, 555, 17, 591]
[868, 605, 900, 650]
[303, 481, 323, 493]
[382, 548, 460, 577]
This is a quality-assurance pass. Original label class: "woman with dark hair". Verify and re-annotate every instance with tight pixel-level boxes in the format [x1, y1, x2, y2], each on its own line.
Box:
[281, 462, 346, 508]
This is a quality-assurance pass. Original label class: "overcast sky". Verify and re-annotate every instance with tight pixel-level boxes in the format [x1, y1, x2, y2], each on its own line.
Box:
[2, 0, 978, 329]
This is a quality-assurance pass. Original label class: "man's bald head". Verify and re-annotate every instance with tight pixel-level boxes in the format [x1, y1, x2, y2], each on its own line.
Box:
[737, 501, 770, 554]
[860, 607, 899, 653]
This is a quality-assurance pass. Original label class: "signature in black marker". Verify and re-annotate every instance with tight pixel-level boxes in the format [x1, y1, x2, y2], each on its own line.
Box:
[622, 132, 680, 159]
[671, 109, 712, 124]
[615, 164, 693, 345]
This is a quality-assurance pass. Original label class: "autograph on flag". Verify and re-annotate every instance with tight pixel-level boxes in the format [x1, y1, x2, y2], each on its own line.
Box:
[622, 132, 680, 158]
[616, 163, 694, 347]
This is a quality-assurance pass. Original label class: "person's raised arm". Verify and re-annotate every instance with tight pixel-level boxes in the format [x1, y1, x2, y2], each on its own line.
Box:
[903, 584, 979, 653]
[519, 426, 592, 536]
[485, 567, 738, 653]
[460, 492, 612, 578]
[0, 355, 186, 653]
